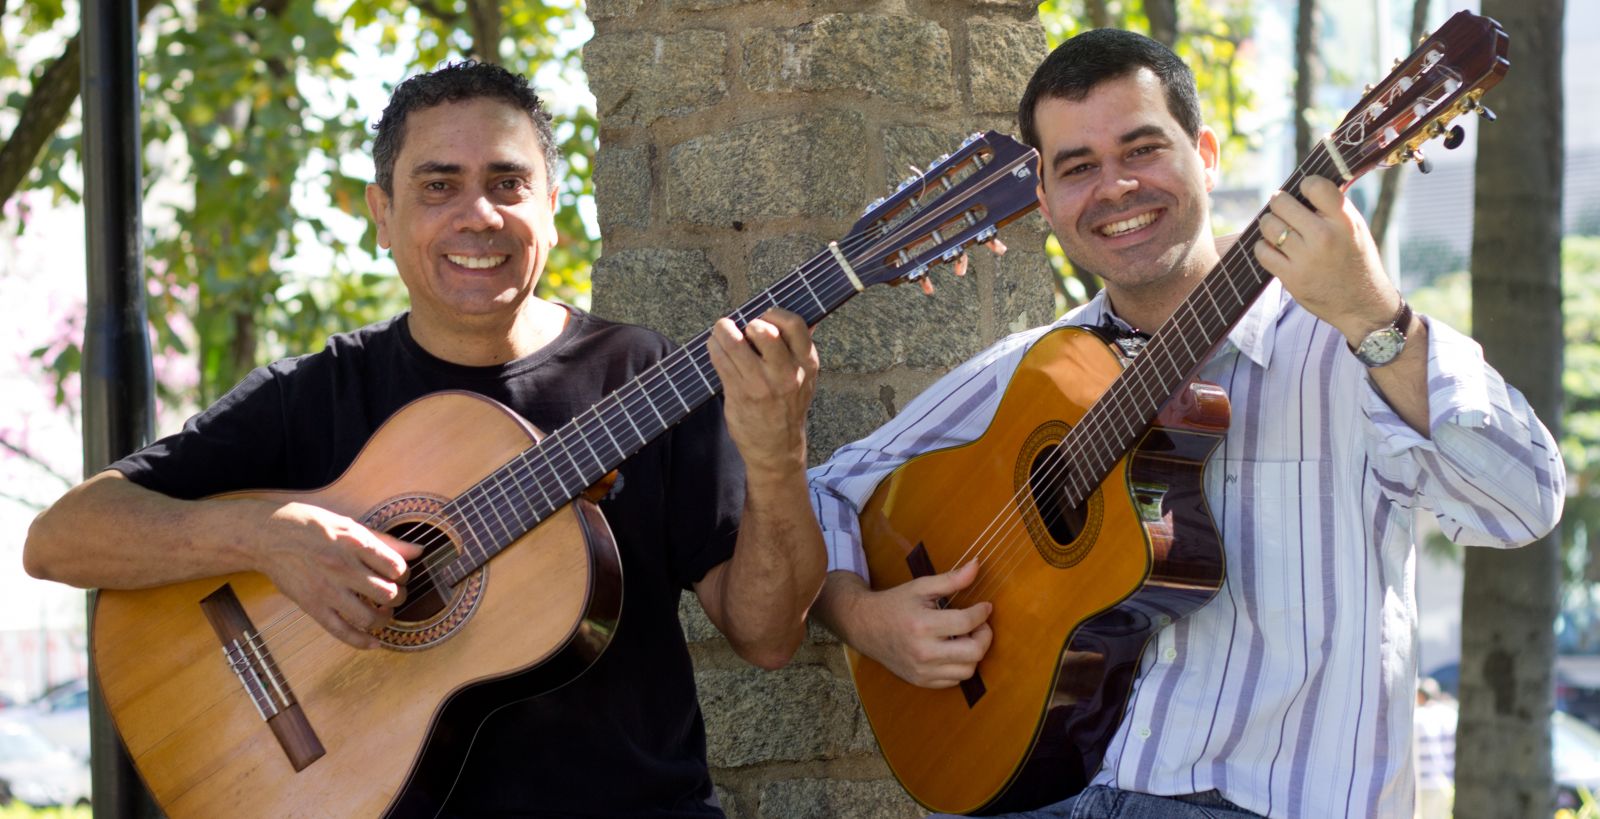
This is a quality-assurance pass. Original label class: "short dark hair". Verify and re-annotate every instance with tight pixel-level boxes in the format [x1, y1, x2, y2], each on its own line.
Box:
[371, 61, 560, 196]
[1018, 29, 1202, 151]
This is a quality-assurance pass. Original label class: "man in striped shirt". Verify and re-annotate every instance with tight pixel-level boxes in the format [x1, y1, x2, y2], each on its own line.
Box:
[807, 29, 1563, 819]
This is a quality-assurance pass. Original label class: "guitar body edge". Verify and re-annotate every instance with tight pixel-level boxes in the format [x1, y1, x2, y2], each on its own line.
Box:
[849, 326, 1228, 815]
[89, 391, 624, 819]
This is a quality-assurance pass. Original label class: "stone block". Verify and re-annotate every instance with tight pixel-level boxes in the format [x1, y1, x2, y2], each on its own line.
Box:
[591, 248, 729, 343]
[593, 145, 651, 232]
[811, 269, 984, 375]
[584, 30, 728, 127]
[968, 18, 1049, 114]
[669, 0, 756, 9]
[741, 14, 955, 110]
[756, 778, 920, 819]
[699, 665, 861, 766]
[585, 0, 642, 20]
[806, 388, 890, 465]
[881, 126, 966, 188]
[665, 111, 868, 226]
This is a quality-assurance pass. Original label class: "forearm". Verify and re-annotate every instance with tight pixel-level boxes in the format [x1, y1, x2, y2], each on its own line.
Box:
[23, 471, 267, 589]
[812, 569, 873, 646]
[707, 467, 827, 669]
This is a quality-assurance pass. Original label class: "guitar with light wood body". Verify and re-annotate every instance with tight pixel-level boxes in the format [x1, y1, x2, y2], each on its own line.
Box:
[90, 131, 1044, 818]
[846, 14, 1512, 814]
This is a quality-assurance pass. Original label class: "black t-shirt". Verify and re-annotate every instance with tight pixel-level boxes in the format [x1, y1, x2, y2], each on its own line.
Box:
[112, 308, 743, 817]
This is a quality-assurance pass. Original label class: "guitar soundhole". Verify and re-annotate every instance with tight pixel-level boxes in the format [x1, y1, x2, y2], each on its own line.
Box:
[388, 521, 457, 623]
[1029, 445, 1086, 546]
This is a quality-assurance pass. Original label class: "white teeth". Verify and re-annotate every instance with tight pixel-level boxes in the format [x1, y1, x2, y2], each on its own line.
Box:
[1099, 211, 1157, 237]
[447, 254, 507, 269]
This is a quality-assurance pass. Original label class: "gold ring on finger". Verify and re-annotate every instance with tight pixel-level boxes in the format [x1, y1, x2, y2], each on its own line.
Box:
[1273, 226, 1292, 249]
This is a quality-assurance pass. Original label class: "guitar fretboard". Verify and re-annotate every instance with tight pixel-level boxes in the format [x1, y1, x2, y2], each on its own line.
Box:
[1056, 142, 1344, 504]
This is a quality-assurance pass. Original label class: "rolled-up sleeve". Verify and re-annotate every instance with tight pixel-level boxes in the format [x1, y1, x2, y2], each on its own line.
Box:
[1362, 315, 1565, 548]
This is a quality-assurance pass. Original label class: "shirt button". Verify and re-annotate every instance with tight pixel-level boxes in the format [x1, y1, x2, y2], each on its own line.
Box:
[1139, 727, 1152, 739]
[1163, 647, 1178, 661]
[1156, 615, 1172, 627]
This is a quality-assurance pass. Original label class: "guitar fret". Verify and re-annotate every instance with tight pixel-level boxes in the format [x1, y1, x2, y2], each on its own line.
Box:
[593, 403, 626, 461]
[690, 350, 716, 392]
[797, 272, 828, 314]
[663, 362, 693, 413]
[641, 389, 668, 429]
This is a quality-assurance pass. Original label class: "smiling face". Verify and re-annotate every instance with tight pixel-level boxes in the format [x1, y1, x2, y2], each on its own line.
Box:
[365, 97, 558, 342]
[1033, 68, 1220, 307]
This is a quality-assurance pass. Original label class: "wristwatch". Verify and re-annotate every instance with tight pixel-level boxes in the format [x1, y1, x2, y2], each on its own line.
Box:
[1350, 300, 1414, 368]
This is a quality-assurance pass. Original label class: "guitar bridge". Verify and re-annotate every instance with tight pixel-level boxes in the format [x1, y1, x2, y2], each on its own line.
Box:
[200, 584, 325, 771]
[907, 544, 987, 708]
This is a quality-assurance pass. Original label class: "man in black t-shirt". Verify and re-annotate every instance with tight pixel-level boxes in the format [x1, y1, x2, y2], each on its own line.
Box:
[23, 62, 826, 817]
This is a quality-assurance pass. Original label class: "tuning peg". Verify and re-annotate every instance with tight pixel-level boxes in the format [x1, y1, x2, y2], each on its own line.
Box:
[1443, 124, 1466, 150]
[1413, 149, 1433, 174]
[1477, 104, 1497, 123]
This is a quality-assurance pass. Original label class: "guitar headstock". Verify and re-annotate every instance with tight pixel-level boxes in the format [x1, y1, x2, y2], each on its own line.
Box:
[1323, 10, 1509, 185]
[842, 131, 1040, 288]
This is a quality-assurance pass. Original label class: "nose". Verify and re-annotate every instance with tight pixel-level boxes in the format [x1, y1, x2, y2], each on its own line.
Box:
[1093, 160, 1139, 202]
[454, 189, 505, 232]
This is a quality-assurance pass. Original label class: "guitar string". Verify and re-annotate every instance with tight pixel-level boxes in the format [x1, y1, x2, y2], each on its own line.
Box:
[936, 148, 1339, 612]
[238, 146, 1037, 656]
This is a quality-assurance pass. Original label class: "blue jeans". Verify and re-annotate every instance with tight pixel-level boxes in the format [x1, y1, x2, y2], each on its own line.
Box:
[933, 786, 1265, 818]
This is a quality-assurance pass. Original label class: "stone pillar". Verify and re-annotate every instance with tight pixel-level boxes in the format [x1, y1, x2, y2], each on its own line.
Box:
[584, 3, 1051, 816]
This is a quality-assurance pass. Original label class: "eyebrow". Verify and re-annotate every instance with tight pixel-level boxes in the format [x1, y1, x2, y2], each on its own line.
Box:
[409, 160, 536, 177]
[1048, 124, 1170, 173]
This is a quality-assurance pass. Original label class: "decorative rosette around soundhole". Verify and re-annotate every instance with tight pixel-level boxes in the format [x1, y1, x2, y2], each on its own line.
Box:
[363, 495, 487, 650]
[1014, 420, 1103, 569]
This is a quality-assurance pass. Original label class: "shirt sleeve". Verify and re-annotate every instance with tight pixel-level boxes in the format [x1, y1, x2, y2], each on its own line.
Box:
[109, 366, 292, 499]
[1359, 315, 1565, 548]
[807, 326, 1049, 579]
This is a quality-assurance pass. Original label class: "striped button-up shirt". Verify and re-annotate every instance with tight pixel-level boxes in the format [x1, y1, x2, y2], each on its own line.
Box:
[808, 280, 1563, 819]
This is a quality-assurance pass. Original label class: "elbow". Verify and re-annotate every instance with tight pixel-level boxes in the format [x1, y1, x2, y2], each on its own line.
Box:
[732, 630, 804, 671]
[22, 510, 69, 584]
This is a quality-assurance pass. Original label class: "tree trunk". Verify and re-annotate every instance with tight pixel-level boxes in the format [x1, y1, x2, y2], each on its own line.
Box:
[1368, 0, 1430, 249]
[1086, 0, 1109, 30]
[466, 0, 502, 63]
[1455, 2, 1565, 817]
[1292, 0, 1319, 164]
[1143, 0, 1178, 48]
[584, 3, 1053, 814]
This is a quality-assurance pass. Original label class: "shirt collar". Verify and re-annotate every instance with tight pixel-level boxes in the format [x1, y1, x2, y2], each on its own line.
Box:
[1068, 276, 1289, 370]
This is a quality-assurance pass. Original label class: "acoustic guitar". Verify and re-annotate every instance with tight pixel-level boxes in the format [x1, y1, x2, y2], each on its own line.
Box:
[847, 13, 1510, 815]
[90, 131, 1042, 819]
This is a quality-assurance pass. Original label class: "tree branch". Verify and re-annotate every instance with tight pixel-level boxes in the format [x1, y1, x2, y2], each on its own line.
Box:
[1370, 0, 1431, 249]
[0, 0, 164, 207]
[412, 0, 460, 25]
[0, 436, 75, 488]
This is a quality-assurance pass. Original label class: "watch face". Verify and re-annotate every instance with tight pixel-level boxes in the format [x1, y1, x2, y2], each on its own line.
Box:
[1357, 327, 1405, 367]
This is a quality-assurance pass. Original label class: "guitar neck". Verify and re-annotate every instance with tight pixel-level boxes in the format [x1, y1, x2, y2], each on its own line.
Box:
[1058, 143, 1345, 504]
[434, 247, 865, 585]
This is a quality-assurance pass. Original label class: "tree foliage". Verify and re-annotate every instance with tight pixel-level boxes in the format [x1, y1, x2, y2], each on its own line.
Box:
[1, 0, 596, 413]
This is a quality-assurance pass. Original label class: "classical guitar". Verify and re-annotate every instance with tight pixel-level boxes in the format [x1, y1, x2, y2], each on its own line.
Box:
[848, 13, 1510, 815]
[90, 131, 1041, 819]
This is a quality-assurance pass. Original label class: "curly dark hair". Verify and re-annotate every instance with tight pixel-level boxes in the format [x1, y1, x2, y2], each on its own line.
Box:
[1018, 28, 1202, 151]
[371, 61, 560, 196]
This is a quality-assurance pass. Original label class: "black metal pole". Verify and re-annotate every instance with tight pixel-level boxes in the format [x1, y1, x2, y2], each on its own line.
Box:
[81, 0, 160, 816]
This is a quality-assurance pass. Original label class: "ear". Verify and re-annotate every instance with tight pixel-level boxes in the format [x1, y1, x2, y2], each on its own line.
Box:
[1034, 180, 1053, 227]
[365, 183, 393, 250]
[1196, 125, 1221, 193]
